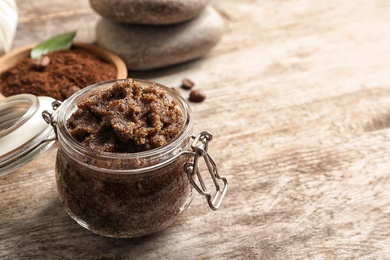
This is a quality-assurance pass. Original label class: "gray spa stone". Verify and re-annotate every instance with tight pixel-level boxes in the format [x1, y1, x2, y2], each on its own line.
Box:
[90, 0, 212, 25]
[96, 6, 224, 70]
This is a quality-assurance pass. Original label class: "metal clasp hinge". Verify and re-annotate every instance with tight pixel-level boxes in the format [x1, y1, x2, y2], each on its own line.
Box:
[41, 100, 62, 141]
[184, 131, 228, 210]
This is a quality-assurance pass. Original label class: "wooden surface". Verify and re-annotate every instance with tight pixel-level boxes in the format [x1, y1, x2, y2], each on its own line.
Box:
[2, 0, 390, 259]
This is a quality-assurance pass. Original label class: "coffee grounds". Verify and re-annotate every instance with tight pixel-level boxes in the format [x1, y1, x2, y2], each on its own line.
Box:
[66, 79, 183, 153]
[0, 48, 117, 101]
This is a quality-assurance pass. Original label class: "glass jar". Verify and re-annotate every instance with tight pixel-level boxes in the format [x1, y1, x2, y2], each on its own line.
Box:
[47, 79, 228, 238]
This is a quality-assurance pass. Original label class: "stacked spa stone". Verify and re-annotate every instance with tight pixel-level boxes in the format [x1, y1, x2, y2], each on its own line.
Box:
[90, 0, 224, 70]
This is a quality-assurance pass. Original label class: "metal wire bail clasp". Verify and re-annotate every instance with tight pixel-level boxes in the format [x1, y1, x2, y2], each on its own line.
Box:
[41, 100, 62, 141]
[184, 131, 228, 210]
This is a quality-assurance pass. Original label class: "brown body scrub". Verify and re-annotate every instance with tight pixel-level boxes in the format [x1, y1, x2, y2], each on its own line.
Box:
[56, 150, 192, 237]
[66, 79, 183, 152]
[56, 79, 193, 238]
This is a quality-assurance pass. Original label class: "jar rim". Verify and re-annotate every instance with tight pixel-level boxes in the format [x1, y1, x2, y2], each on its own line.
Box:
[56, 79, 193, 160]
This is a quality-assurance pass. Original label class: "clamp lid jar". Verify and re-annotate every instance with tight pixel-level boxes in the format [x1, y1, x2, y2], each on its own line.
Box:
[48, 79, 228, 238]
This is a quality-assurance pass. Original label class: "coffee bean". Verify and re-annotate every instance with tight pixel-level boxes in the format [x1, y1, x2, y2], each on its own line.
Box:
[40, 56, 51, 66]
[181, 78, 195, 90]
[188, 90, 206, 102]
[31, 56, 50, 71]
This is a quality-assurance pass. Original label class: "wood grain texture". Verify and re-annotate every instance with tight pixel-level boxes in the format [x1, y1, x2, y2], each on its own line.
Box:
[1, 0, 390, 259]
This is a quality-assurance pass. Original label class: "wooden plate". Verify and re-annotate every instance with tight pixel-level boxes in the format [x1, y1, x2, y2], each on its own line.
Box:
[0, 42, 128, 99]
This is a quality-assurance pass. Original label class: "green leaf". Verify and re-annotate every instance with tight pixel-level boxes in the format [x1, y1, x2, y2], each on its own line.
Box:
[30, 31, 76, 59]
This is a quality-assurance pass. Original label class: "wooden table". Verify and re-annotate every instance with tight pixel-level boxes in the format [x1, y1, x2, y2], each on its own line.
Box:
[2, 0, 390, 259]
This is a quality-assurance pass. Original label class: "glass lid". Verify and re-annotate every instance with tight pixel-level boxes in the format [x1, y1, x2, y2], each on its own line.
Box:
[0, 94, 57, 176]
